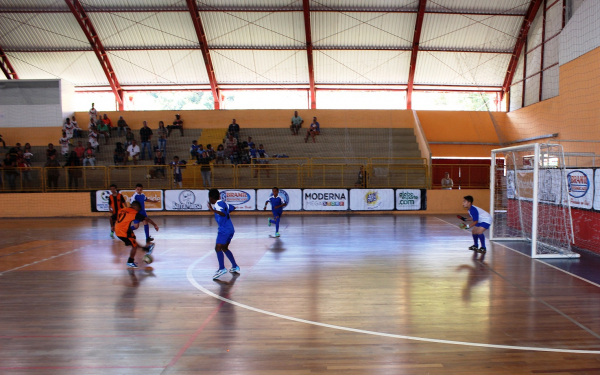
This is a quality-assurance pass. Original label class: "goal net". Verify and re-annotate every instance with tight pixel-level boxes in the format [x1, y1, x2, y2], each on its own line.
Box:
[490, 143, 577, 258]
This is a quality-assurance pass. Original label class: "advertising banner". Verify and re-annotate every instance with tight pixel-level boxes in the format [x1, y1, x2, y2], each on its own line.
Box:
[219, 189, 256, 210]
[120, 190, 164, 211]
[350, 189, 394, 210]
[538, 169, 563, 205]
[165, 190, 208, 211]
[594, 170, 600, 211]
[303, 189, 348, 211]
[396, 189, 422, 210]
[257, 189, 302, 211]
[95, 190, 111, 212]
[563, 169, 594, 209]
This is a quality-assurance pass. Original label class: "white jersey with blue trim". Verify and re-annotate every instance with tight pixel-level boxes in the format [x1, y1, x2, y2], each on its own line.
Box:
[468, 205, 492, 225]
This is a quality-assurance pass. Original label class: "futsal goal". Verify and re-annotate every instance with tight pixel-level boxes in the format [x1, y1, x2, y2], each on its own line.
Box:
[490, 143, 578, 258]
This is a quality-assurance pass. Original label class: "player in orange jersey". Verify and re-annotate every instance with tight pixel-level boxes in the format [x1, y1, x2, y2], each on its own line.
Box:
[115, 200, 159, 268]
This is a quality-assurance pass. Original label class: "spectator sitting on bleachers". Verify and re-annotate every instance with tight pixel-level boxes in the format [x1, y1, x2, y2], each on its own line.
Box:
[247, 136, 254, 148]
[114, 142, 126, 166]
[71, 115, 81, 138]
[125, 127, 135, 147]
[197, 151, 212, 188]
[63, 118, 75, 141]
[95, 115, 104, 131]
[82, 143, 96, 167]
[190, 140, 200, 159]
[225, 134, 237, 158]
[46, 143, 57, 160]
[126, 139, 140, 165]
[18, 155, 32, 187]
[216, 144, 225, 164]
[74, 141, 85, 161]
[248, 143, 258, 163]
[168, 114, 184, 137]
[102, 114, 114, 135]
[304, 120, 318, 143]
[228, 119, 240, 139]
[88, 126, 99, 151]
[97, 119, 110, 145]
[313, 117, 320, 134]
[151, 150, 166, 179]
[257, 144, 267, 158]
[88, 117, 95, 131]
[441, 172, 454, 190]
[88, 103, 97, 121]
[59, 131, 70, 157]
[290, 111, 303, 135]
[117, 116, 128, 137]
[206, 144, 216, 160]
[355, 165, 367, 187]
[157, 121, 167, 152]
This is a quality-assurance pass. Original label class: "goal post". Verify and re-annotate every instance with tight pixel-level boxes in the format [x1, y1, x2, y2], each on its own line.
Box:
[490, 143, 578, 258]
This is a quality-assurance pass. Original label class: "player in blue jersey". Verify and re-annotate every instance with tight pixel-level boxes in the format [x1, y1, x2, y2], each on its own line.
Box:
[207, 188, 240, 280]
[460, 195, 493, 253]
[129, 183, 159, 243]
[263, 187, 286, 237]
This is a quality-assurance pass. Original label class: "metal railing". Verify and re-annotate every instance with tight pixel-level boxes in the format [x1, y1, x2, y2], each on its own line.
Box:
[1, 160, 433, 192]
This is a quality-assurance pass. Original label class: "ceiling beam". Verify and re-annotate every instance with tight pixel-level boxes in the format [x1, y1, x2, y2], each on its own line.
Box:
[501, 0, 544, 99]
[302, 0, 316, 109]
[0, 45, 19, 79]
[64, 0, 124, 110]
[406, 0, 427, 110]
[185, 0, 221, 110]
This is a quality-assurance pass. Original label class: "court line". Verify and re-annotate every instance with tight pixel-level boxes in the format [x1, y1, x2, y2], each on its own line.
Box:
[186, 255, 600, 354]
[433, 216, 600, 289]
[0, 241, 62, 259]
[0, 246, 86, 276]
[0, 366, 164, 370]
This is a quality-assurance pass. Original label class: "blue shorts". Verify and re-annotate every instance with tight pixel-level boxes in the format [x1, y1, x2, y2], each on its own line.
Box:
[216, 231, 234, 245]
[475, 222, 491, 229]
[272, 210, 283, 218]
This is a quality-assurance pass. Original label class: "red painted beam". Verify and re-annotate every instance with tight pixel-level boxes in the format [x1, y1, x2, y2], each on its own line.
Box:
[0, 45, 19, 79]
[406, 0, 427, 110]
[501, 0, 544, 100]
[302, 0, 316, 109]
[64, 0, 124, 110]
[185, 0, 221, 110]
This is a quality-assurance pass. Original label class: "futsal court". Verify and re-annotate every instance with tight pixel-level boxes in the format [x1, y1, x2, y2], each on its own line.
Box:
[2, 215, 600, 374]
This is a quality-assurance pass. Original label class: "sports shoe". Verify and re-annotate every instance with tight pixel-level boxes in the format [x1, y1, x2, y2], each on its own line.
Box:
[468, 245, 479, 251]
[268, 218, 272, 227]
[229, 266, 240, 274]
[212, 268, 228, 280]
[110, 231, 114, 238]
[477, 247, 487, 253]
[127, 262, 138, 269]
[275, 232, 280, 237]
[146, 236, 154, 242]
[145, 243, 155, 254]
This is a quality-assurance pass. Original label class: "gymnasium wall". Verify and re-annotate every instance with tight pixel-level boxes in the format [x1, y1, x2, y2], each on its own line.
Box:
[0, 189, 489, 218]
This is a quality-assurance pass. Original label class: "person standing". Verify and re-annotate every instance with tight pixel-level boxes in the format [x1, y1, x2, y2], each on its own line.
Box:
[157, 121, 167, 152]
[139, 121, 153, 160]
[108, 184, 127, 238]
[117, 116, 128, 137]
[64, 151, 81, 189]
[170, 156, 186, 188]
[88, 103, 98, 121]
[82, 143, 96, 167]
[198, 151, 212, 188]
[207, 188, 240, 280]
[59, 131, 70, 157]
[45, 154, 60, 189]
[263, 187, 286, 237]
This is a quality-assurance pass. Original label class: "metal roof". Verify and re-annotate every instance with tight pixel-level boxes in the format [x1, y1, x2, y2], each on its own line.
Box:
[314, 49, 410, 84]
[0, 0, 545, 95]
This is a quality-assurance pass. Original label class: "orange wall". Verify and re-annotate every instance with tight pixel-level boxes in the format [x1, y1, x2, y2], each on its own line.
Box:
[0, 189, 489, 218]
[73, 109, 416, 130]
[1, 127, 63, 148]
[496, 46, 600, 154]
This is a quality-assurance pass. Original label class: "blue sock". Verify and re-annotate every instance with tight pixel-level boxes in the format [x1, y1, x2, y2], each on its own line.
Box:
[216, 251, 225, 269]
[479, 234, 486, 248]
[472, 234, 479, 247]
[224, 250, 238, 268]
[144, 224, 150, 239]
[275, 217, 280, 233]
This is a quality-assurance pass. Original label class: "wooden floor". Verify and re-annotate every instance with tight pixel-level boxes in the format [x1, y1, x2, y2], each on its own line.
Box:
[1, 215, 600, 375]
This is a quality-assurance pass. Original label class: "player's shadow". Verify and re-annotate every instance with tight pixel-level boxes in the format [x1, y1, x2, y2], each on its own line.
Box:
[456, 253, 489, 302]
[269, 238, 286, 259]
[213, 273, 239, 298]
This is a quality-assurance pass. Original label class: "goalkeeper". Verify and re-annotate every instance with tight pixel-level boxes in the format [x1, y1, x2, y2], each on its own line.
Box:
[458, 195, 493, 253]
